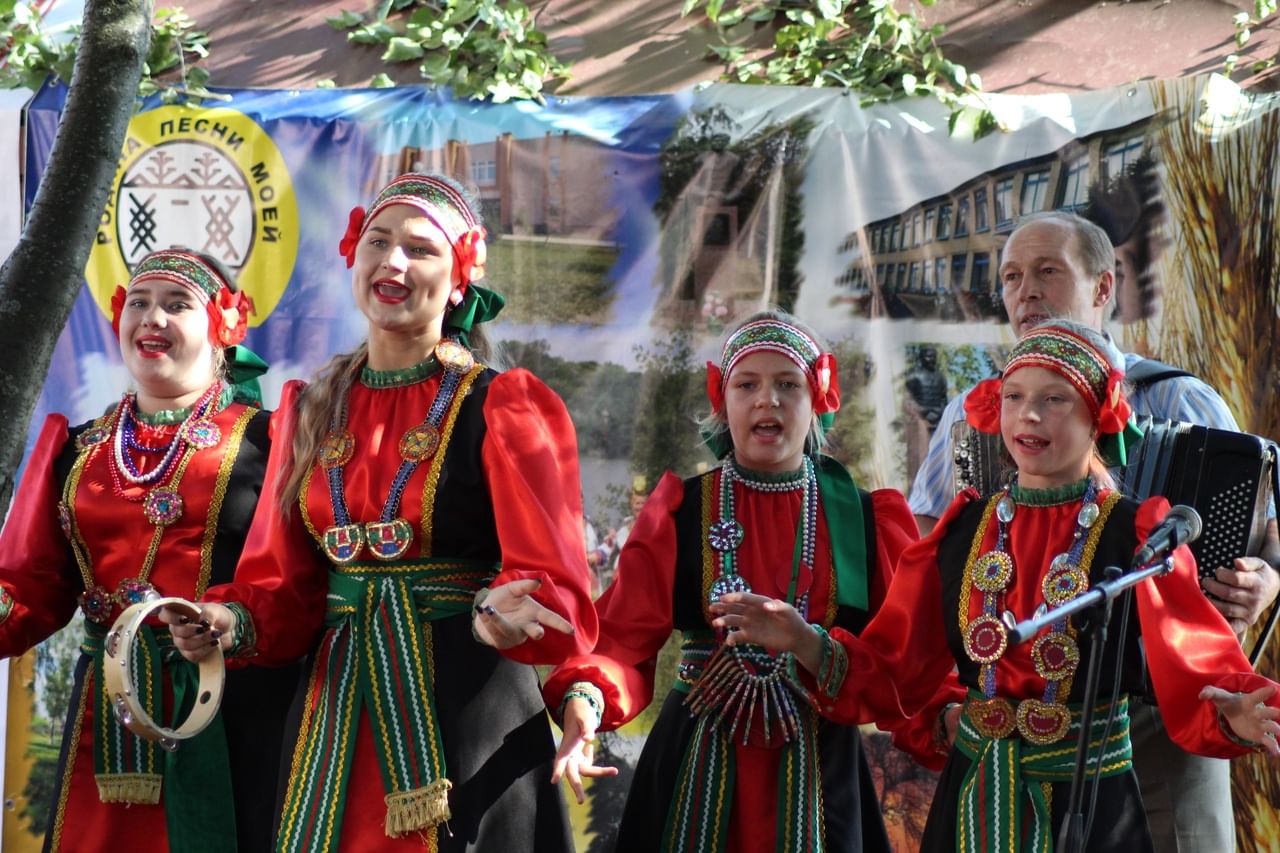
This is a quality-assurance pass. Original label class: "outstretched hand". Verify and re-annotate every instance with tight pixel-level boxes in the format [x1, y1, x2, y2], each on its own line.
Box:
[472, 578, 574, 650]
[1200, 683, 1280, 757]
[550, 697, 618, 803]
[157, 602, 236, 663]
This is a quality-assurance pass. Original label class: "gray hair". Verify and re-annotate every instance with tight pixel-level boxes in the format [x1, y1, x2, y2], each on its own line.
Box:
[1011, 210, 1116, 279]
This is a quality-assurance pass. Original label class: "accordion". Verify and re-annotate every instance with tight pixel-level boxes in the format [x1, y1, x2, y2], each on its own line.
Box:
[950, 416, 1279, 664]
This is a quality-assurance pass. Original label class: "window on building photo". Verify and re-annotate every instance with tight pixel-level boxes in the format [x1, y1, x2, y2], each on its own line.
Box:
[1058, 155, 1089, 210]
[1103, 135, 1144, 181]
[470, 159, 497, 185]
[923, 209, 935, 244]
[955, 197, 970, 237]
[937, 203, 952, 240]
[971, 251, 991, 291]
[975, 188, 990, 232]
[1020, 169, 1051, 216]
[951, 254, 967, 289]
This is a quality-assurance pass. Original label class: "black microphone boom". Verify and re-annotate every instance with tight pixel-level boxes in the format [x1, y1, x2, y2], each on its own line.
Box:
[1133, 505, 1202, 567]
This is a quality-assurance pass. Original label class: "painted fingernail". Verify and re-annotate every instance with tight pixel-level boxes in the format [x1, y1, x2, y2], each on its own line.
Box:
[210, 629, 223, 640]
[178, 615, 191, 625]
[474, 605, 485, 615]
[195, 626, 207, 635]
[483, 605, 498, 616]
[199, 618, 211, 629]
[210, 640, 220, 648]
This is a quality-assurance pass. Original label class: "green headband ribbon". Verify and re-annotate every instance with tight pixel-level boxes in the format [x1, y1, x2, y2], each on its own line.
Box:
[443, 285, 504, 348]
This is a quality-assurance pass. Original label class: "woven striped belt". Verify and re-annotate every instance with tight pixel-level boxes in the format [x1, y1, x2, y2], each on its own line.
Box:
[954, 689, 1133, 852]
[276, 558, 496, 853]
[662, 630, 823, 853]
[81, 620, 236, 852]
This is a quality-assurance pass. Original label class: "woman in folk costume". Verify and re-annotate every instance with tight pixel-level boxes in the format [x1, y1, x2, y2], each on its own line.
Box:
[174, 172, 599, 852]
[712, 318, 1280, 852]
[546, 310, 919, 853]
[0, 249, 287, 852]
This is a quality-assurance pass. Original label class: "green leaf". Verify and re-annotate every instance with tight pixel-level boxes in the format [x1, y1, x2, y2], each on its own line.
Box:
[370, 72, 395, 87]
[1236, 28, 1251, 47]
[967, 72, 982, 90]
[314, 78, 337, 88]
[681, 0, 703, 17]
[816, 0, 844, 20]
[1224, 54, 1240, 73]
[1234, 11, 1252, 25]
[748, 5, 777, 21]
[382, 35, 425, 61]
[327, 10, 364, 29]
[420, 53, 452, 79]
[520, 67, 543, 92]
[706, 0, 724, 22]
[901, 72, 917, 95]
[488, 78, 519, 102]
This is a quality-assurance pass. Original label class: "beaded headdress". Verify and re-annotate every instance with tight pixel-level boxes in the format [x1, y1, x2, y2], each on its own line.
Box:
[705, 318, 841, 416]
[965, 321, 1132, 436]
[110, 249, 254, 348]
[337, 173, 487, 289]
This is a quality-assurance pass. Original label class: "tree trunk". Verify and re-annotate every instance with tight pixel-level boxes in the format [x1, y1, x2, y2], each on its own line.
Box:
[0, 0, 153, 512]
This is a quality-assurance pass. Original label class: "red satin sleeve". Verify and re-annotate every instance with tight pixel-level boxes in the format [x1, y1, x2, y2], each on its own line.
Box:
[1133, 495, 1280, 757]
[203, 380, 328, 665]
[543, 471, 684, 730]
[0, 415, 81, 656]
[866, 488, 920, 611]
[822, 489, 981, 727]
[480, 369, 597, 665]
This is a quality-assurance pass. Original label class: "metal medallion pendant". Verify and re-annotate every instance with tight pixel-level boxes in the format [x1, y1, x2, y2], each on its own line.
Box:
[76, 424, 111, 450]
[996, 494, 1016, 523]
[116, 578, 157, 607]
[143, 489, 184, 526]
[183, 418, 221, 450]
[398, 424, 441, 462]
[318, 429, 356, 470]
[57, 501, 73, 539]
[322, 523, 366, 564]
[435, 339, 475, 374]
[970, 550, 1014, 593]
[79, 585, 115, 623]
[963, 614, 1008, 663]
[366, 518, 414, 560]
[1016, 698, 1072, 745]
[1032, 633, 1080, 681]
[968, 696, 1016, 739]
[707, 519, 744, 553]
[708, 573, 751, 604]
[1042, 562, 1089, 606]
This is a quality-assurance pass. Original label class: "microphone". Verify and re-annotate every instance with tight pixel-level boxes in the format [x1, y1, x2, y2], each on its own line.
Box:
[1133, 505, 1202, 567]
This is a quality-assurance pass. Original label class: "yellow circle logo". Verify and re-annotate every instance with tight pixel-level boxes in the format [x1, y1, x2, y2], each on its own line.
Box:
[87, 105, 299, 326]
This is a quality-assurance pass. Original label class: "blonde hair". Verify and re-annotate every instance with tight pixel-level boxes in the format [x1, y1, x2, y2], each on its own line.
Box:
[276, 343, 368, 517]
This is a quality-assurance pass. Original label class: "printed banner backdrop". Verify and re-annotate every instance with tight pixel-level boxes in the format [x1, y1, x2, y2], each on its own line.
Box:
[8, 75, 1280, 850]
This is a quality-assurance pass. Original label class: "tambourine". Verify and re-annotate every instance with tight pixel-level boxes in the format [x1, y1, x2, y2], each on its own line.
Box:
[102, 595, 225, 752]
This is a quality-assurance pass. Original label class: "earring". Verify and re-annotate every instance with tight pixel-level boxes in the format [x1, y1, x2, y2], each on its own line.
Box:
[449, 289, 464, 306]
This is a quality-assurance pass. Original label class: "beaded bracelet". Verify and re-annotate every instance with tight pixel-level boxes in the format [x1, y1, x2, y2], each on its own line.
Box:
[1218, 711, 1267, 753]
[934, 702, 963, 754]
[560, 681, 605, 731]
[225, 602, 257, 659]
[811, 624, 849, 698]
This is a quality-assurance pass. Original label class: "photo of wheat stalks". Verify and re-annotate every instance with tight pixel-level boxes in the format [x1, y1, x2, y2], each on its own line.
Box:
[1152, 75, 1280, 852]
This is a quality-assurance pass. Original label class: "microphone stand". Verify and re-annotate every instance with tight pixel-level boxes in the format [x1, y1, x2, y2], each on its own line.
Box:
[1006, 554, 1176, 853]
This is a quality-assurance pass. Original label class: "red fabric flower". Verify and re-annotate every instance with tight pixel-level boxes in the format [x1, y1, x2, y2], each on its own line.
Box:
[209, 289, 255, 347]
[1097, 369, 1132, 434]
[338, 205, 366, 269]
[705, 362, 725, 413]
[455, 226, 488, 285]
[109, 285, 127, 339]
[811, 352, 841, 414]
[964, 377, 1003, 434]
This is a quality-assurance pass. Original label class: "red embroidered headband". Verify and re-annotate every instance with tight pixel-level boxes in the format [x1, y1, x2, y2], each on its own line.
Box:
[964, 324, 1131, 435]
[705, 318, 841, 415]
[338, 173, 488, 291]
[110, 250, 254, 348]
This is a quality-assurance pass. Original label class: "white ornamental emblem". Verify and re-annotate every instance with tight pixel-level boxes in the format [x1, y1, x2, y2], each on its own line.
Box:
[117, 141, 256, 270]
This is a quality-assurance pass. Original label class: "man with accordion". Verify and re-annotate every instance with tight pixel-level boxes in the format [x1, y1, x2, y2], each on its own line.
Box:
[907, 210, 1280, 853]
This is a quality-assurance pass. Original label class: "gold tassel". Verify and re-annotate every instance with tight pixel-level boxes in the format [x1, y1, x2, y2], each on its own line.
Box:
[384, 778, 452, 837]
[95, 772, 162, 805]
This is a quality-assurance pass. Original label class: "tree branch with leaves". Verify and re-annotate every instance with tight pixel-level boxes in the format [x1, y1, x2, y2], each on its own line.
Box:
[683, 0, 1000, 138]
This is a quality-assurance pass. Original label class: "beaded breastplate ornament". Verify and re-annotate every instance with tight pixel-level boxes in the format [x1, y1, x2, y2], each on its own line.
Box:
[686, 457, 818, 746]
[318, 339, 474, 564]
[60, 383, 225, 623]
[962, 478, 1112, 745]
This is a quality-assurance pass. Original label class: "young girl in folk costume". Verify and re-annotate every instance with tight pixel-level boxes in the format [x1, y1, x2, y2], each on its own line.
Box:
[0, 249, 290, 852]
[174, 173, 598, 852]
[714, 318, 1280, 852]
[546, 310, 919, 853]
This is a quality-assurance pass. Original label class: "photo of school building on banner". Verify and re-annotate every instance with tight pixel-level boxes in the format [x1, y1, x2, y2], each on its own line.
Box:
[5, 73, 1278, 850]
